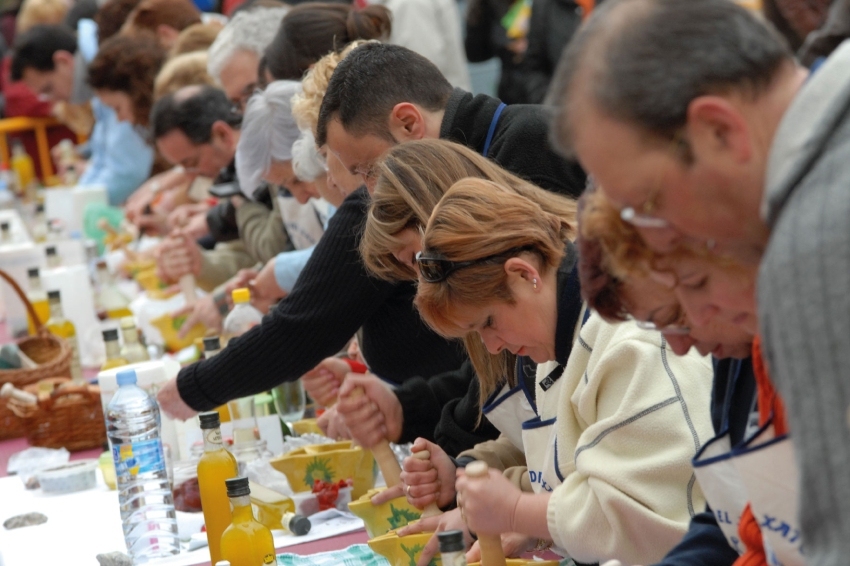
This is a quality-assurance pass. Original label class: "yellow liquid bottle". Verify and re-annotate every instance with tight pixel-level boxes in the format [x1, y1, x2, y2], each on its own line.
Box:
[26, 267, 50, 335]
[197, 412, 239, 566]
[249, 481, 304, 532]
[119, 317, 150, 364]
[46, 290, 82, 382]
[96, 260, 132, 320]
[221, 477, 277, 566]
[11, 140, 35, 199]
[101, 329, 129, 371]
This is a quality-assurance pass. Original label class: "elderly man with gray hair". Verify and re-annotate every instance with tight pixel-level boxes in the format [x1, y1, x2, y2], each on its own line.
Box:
[547, 0, 850, 564]
[207, 5, 288, 110]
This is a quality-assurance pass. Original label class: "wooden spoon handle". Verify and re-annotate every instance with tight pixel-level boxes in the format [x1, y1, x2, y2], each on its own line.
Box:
[411, 450, 441, 518]
[464, 461, 506, 566]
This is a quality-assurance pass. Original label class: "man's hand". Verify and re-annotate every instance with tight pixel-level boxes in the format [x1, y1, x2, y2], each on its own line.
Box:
[316, 405, 351, 440]
[337, 373, 403, 447]
[302, 357, 351, 407]
[156, 377, 198, 420]
[401, 438, 458, 509]
[249, 260, 286, 312]
[171, 295, 223, 338]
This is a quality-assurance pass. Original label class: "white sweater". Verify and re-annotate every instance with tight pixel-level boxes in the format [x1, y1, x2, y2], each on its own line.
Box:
[538, 312, 714, 565]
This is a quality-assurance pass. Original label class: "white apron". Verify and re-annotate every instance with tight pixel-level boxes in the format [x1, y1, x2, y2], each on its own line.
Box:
[276, 194, 327, 250]
[732, 422, 803, 566]
[481, 379, 536, 452]
[692, 417, 802, 565]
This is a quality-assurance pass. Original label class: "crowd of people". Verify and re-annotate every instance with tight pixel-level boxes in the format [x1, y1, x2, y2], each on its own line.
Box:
[3, 0, 850, 564]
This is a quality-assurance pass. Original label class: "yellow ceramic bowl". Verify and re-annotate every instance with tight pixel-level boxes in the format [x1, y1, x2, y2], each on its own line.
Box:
[368, 529, 440, 566]
[150, 313, 206, 353]
[124, 259, 156, 278]
[348, 488, 421, 538]
[291, 418, 323, 436]
[134, 269, 177, 300]
[269, 440, 375, 497]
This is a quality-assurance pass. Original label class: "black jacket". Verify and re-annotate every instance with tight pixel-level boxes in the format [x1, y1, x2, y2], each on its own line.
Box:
[464, 0, 532, 104]
[177, 188, 467, 410]
[440, 88, 586, 198]
[523, 0, 586, 104]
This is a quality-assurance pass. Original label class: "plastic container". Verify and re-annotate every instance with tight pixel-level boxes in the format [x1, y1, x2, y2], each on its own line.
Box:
[222, 288, 263, 344]
[106, 369, 180, 562]
[36, 459, 98, 494]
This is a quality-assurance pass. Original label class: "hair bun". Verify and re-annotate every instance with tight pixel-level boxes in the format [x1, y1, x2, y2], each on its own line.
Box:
[346, 4, 392, 42]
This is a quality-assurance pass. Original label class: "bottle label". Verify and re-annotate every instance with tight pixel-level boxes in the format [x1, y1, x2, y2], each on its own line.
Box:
[204, 428, 223, 446]
[112, 438, 166, 478]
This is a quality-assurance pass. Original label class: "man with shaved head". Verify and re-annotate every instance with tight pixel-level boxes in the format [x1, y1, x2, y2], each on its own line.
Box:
[547, 0, 850, 564]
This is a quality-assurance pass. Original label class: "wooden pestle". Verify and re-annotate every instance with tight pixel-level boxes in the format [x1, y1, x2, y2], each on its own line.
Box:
[464, 460, 507, 566]
[347, 387, 402, 487]
[0, 382, 37, 406]
[410, 450, 442, 518]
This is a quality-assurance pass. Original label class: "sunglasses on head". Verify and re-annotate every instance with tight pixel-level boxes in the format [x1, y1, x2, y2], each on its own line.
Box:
[416, 246, 535, 283]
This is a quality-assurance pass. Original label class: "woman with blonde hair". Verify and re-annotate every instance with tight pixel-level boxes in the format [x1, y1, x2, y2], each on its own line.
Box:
[360, 138, 577, 282]
[397, 178, 714, 565]
[314, 138, 576, 455]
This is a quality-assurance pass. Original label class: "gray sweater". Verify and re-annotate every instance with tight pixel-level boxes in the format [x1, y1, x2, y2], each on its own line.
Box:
[759, 40, 850, 565]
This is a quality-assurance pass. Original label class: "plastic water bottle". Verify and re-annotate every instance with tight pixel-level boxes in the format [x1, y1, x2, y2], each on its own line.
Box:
[222, 288, 264, 345]
[106, 369, 180, 563]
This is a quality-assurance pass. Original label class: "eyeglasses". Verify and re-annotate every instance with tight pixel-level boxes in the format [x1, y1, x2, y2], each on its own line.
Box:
[629, 306, 691, 335]
[416, 246, 534, 283]
[619, 133, 693, 230]
[619, 186, 671, 229]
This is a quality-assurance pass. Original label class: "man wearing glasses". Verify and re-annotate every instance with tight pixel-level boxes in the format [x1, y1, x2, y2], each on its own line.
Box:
[547, 0, 850, 563]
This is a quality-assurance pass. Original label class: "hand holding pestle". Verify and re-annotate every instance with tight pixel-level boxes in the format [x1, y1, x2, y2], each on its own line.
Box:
[464, 461, 507, 566]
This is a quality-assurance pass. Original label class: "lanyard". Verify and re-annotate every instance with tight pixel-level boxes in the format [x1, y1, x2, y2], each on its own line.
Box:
[481, 103, 507, 157]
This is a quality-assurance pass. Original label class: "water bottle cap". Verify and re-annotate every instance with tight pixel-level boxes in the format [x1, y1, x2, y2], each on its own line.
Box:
[116, 369, 137, 386]
[45, 245, 57, 256]
[102, 328, 119, 342]
[231, 288, 250, 304]
[225, 476, 250, 497]
[47, 290, 60, 301]
[27, 267, 39, 278]
[437, 530, 465, 553]
[203, 336, 221, 351]
[198, 411, 221, 429]
[289, 514, 311, 536]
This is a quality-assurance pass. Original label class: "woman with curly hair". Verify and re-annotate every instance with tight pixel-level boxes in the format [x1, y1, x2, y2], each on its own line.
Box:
[87, 33, 167, 128]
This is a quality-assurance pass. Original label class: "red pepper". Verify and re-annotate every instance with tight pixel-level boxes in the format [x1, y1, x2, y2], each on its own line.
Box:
[311, 478, 353, 510]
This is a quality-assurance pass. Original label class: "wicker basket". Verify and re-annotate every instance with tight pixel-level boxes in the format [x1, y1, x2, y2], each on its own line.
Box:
[8, 378, 106, 451]
[0, 269, 73, 440]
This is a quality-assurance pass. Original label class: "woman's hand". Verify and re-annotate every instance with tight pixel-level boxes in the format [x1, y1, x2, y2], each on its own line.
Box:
[465, 533, 536, 563]
[401, 438, 458, 509]
[302, 357, 350, 406]
[397, 508, 474, 566]
[156, 231, 202, 283]
[156, 377, 197, 421]
[337, 373, 403, 447]
[456, 467, 521, 536]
